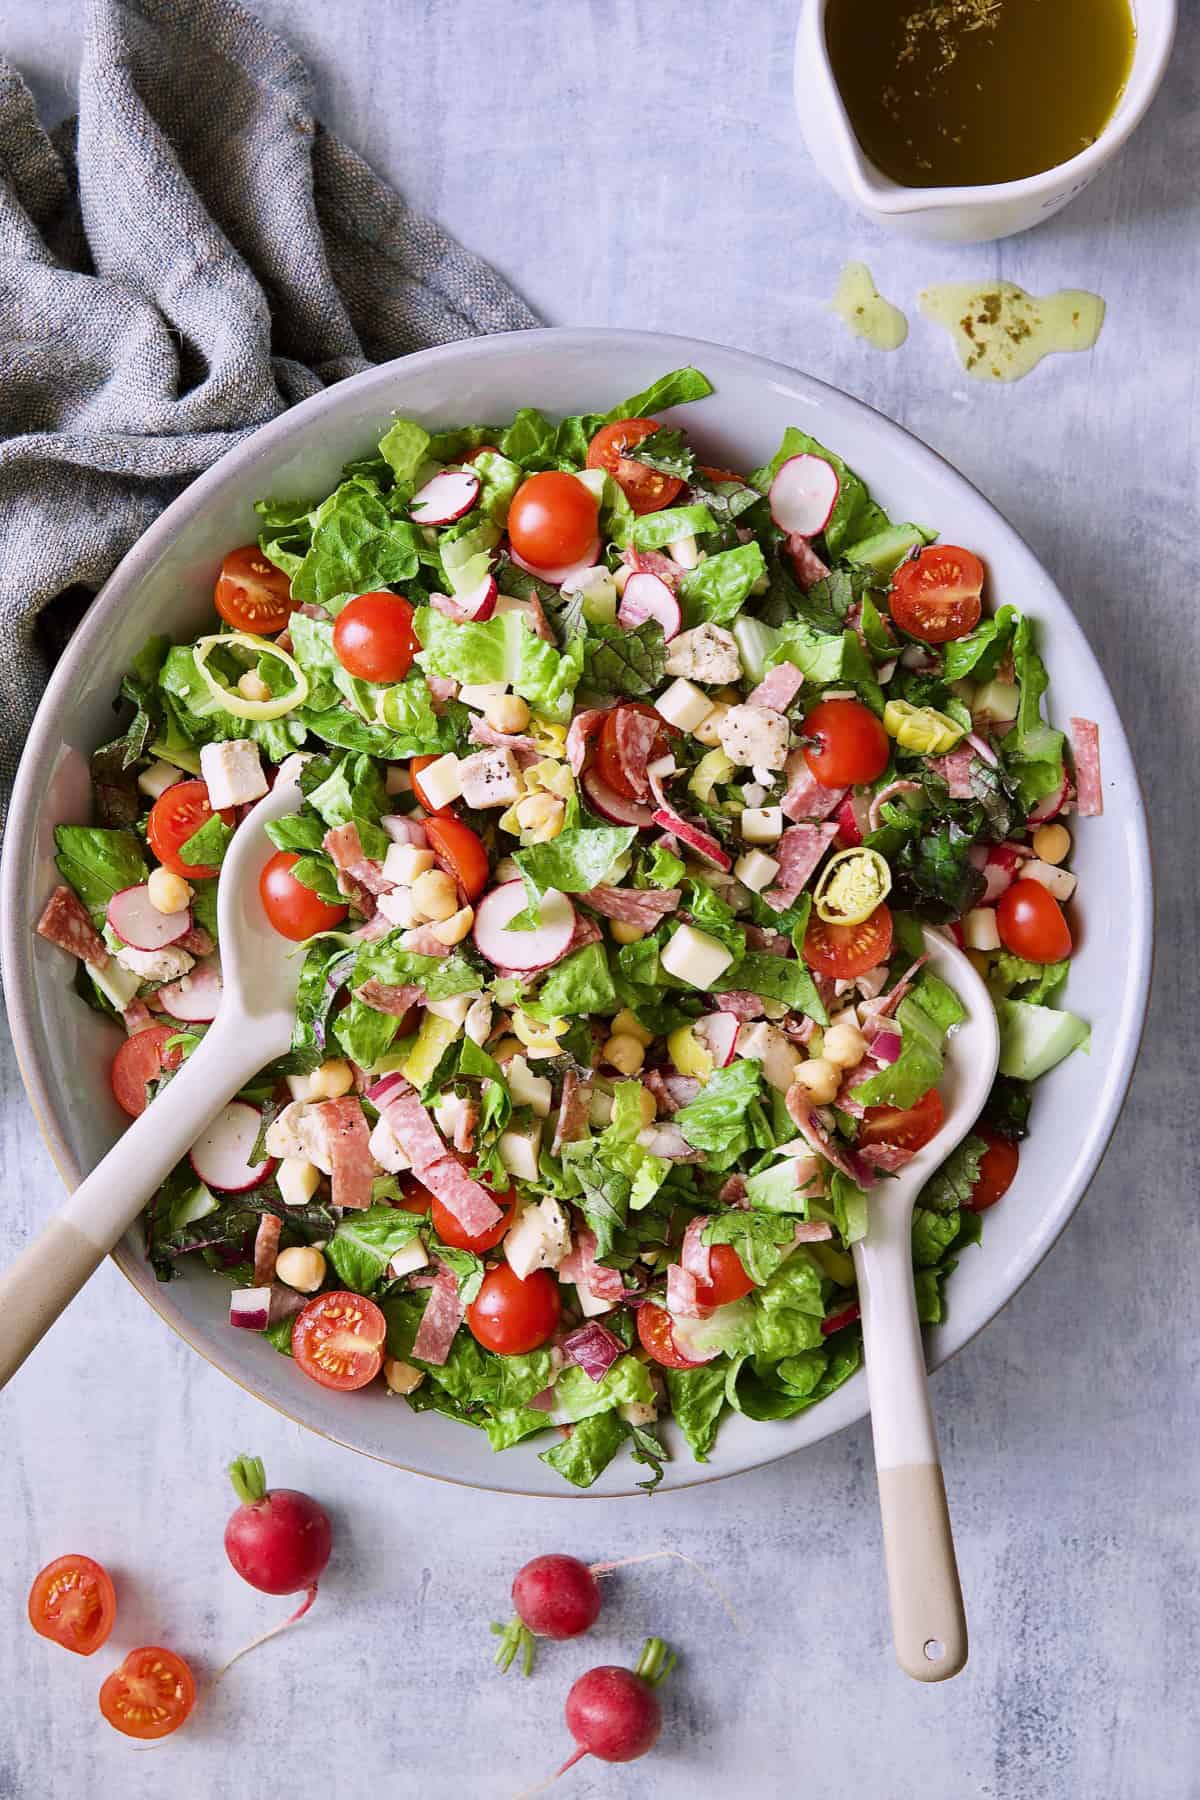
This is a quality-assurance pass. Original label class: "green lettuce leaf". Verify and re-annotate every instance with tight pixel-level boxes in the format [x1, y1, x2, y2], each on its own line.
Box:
[530, 942, 617, 1019]
[326, 1205, 425, 1292]
[514, 826, 636, 915]
[752, 426, 890, 558]
[54, 826, 148, 920]
[178, 812, 232, 872]
[675, 1060, 762, 1156]
[415, 606, 583, 722]
[606, 367, 714, 419]
[662, 1364, 728, 1462]
[291, 482, 422, 605]
[678, 542, 766, 628]
[581, 619, 667, 698]
[849, 977, 964, 1109]
[713, 952, 827, 1025]
[539, 1410, 627, 1488]
[631, 504, 717, 551]
[554, 1356, 655, 1423]
[378, 417, 431, 485]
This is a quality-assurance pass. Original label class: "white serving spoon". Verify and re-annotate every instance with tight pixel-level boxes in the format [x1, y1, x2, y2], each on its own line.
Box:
[853, 925, 999, 1683]
[0, 758, 308, 1388]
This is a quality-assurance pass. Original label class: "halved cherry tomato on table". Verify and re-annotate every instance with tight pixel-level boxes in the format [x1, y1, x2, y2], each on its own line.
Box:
[889, 546, 984, 644]
[996, 878, 1072, 964]
[802, 697, 890, 788]
[28, 1554, 116, 1656]
[636, 1302, 708, 1370]
[410, 754, 452, 816]
[425, 814, 490, 902]
[694, 1244, 755, 1308]
[508, 471, 600, 569]
[586, 418, 684, 516]
[593, 702, 673, 801]
[110, 1026, 183, 1119]
[292, 1291, 387, 1391]
[859, 1086, 945, 1152]
[332, 591, 418, 683]
[146, 778, 235, 879]
[803, 901, 894, 980]
[399, 1161, 517, 1253]
[99, 1646, 196, 1740]
[966, 1126, 1020, 1211]
[214, 544, 295, 635]
[259, 849, 349, 941]
[466, 1265, 561, 1356]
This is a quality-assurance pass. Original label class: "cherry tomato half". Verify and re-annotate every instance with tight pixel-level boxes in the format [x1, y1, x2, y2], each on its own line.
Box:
[332, 592, 418, 683]
[859, 1087, 945, 1152]
[400, 1161, 517, 1252]
[410, 754, 453, 816]
[593, 703, 672, 801]
[28, 1555, 116, 1657]
[889, 546, 985, 644]
[461, 444, 500, 464]
[466, 1265, 561, 1356]
[802, 698, 890, 789]
[259, 849, 349, 941]
[586, 419, 685, 516]
[214, 545, 294, 635]
[996, 878, 1072, 963]
[694, 1245, 755, 1308]
[803, 902, 894, 981]
[425, 814, 490, 902]
[292, 1291, 387, 1391]
[110, 1025, 183, 1120]
[508, 472, 599, 569]
[99, 1647, 196, 1740]
[967, 1126, 1020, 1211]
[636, 1302, 708, 1370]
[146, 778, 234, 879]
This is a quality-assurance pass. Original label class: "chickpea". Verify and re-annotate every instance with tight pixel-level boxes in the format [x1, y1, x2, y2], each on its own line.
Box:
[792, 1056, 840, 1105]
[146, 866, 192, 915]
[274, 1245, 327, 1294]
[431, 905, 474, 947]
[411, 868, 460, 922]
[611, 1007, 654, 1047]
[1032, 822, 1071, 866]
[603, 1033, 646, 1076]
[514, 792, 565, 841]
[483, 692, 531, 735]
[383, 1357, 426, 1396]
[237, 670, 272, 703]
[308, 1059, 354, 1100]
[609, 919, 646, 945]
[822, 1022, 868, 1070]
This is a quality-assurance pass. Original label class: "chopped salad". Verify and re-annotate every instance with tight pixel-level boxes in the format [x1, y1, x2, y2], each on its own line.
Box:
[37, 367, 1100, 1489]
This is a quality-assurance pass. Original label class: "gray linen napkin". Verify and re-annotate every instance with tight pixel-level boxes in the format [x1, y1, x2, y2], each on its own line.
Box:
[0, 0, 537, 808]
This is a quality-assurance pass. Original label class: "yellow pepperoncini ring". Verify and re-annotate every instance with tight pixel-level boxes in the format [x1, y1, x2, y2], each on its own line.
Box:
[192, 632, 308, 720]
[813, 847, 893, 926]
[883, 698, 965, 754]
[666, 1023, 713, 1080]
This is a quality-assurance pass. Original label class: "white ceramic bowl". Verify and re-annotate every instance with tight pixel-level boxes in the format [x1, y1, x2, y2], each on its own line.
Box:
[794, 0, 1177, 243]
[1, 329, 1152, 1495]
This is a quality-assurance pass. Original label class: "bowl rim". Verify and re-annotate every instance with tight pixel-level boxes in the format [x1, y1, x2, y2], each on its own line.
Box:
[1, 326, 1154, 1495]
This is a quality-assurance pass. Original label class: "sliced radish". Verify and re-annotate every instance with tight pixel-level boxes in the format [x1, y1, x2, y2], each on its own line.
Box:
[190, 1101, 275, 1193]
[381, 814, 428, 846]
[695, 1013, 738, 1067]
[510, 538, 601, 588]
[410, 468, 480, 526]
[158, 956, 223, 1023]
[581, 767, 655, 828]
[108, 885, 191, 950]
[472, 881, 577, 972]
[974, 842, 1028, 904]
[834, 793, 868, 847]
[650, 807, 732, 871]
[428, 574, 498, 623]
[1028, 771, 1071, 823]
[618, 572, 681, 641]
[229, 1287, 272, 1332]
[769, 454, 839, 537]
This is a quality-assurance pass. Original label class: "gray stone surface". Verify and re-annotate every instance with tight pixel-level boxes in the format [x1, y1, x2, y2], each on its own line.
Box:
[0, 3, 1195, 1796]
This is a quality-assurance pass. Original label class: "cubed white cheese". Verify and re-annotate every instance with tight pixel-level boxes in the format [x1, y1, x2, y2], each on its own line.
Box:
[277, 1157, 321, 1208]
[659, 923, 734, 990]
[425, 992, 476, 1029]
[458, 748, 523, 810]
[1022, 860, 1078, 903]
[751, 764, 778, 787]
[963, 906, 1002, 951]
[376, 886, 420, 929]
[667, 533, 701, 569]
[382, 841, 434, 885]
[87, 958, 143, 1010]
[387, 1236, 429, 1279]
[740, 782, 768, 808]
[498, 1119, 543, 1182]
[136, 759, 181, 800]
[505, 1053, 552, 1118]
[664, 622, 740, 685]
[733, 849, 781, 893]
[265, 1101, 333, 1175]
[368, 1115, 411, 1175]
[433, 1091, 471, 1142]
[493, 594, 537, 626]
[503, 1196, 570, 1280]
[575, 1280, 615, 1318]
[412, 752, 462, 811]
[735, 1020, 803, 1093]
[740, 805, 784, 844]
[718, 704, 790, 770]
[973, 679, 1020, 724]
[464, 997, 493, 1046]
[286, 1070, 317, 1102]
[199, 738, 268, 810]
[114, 943, 195, 983]
[458, 681, 508, 712]
[655, 678, 714, 735]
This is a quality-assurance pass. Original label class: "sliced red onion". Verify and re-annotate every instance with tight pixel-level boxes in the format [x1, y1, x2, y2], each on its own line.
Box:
[871, 1028, 903, 1064]
[562, 1320, 624, 1382]
[966, 729, 999, 768]
[867, 779, 921, 834]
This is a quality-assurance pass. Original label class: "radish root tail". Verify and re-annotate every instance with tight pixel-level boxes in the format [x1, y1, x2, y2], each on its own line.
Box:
[209, 1582, 319, 1691]
[512, 1746, 588, 1799]
[587, 1549, 743, 1631]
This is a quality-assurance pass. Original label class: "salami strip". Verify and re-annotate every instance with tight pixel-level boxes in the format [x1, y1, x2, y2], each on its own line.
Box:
[399, 925, 452, 956]
[419, 1155, 503, 1237]
[764, 822, 838, 912]
[785, 1090, 874, 1188]
[718, 1173, 749, 1207]
[452, 1096, 478, 1154]
[324, 822, 394, 898]
[469, 715, 542, 766]
[411, 1263, 465, 1366]
[558, 1223, 625, 1303]
[715, 991, 765, 1021]
[613, 706, 663, 802]
[643, 1069, 678, 1115]
[620, 545, 683, 591]
[665, 1262, 708, 1319]
[355, 979, 424, 1017]
[680, 1214, 713, 1287]
[747, 664, 804, 712]
[781, 751, 846, 824]
[36, 885, 108, 967]
[122, 1000, 157, 1036]
[928, 746, 974, 799]
[786, 533, 830, 591]
[857, 1142, 916, 1172]
[252, 1213, 282, 1285]
[1070, 717, 1103, 816]
[566, 706, 611, 776]
[744, 923, 791, 956]
[580, 885, 681, 926]
[365, 1073, 448, 1173]
[425, 674, 459, 709]
[792, 1220, 834, 1242]
[177, 923, 215, 957]
[321, 1096, 376, 1211]
[552, 1068, 592, 1154]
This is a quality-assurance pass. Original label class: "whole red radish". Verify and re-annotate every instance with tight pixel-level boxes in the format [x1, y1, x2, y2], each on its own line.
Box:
[224, 1454, 331, 1598]
[530, 1638, 676, 1788]
[515, 1555, 602, 1641]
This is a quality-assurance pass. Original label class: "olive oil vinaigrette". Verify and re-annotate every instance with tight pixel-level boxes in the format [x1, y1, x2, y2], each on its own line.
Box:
[824, 0, 1136, 189]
